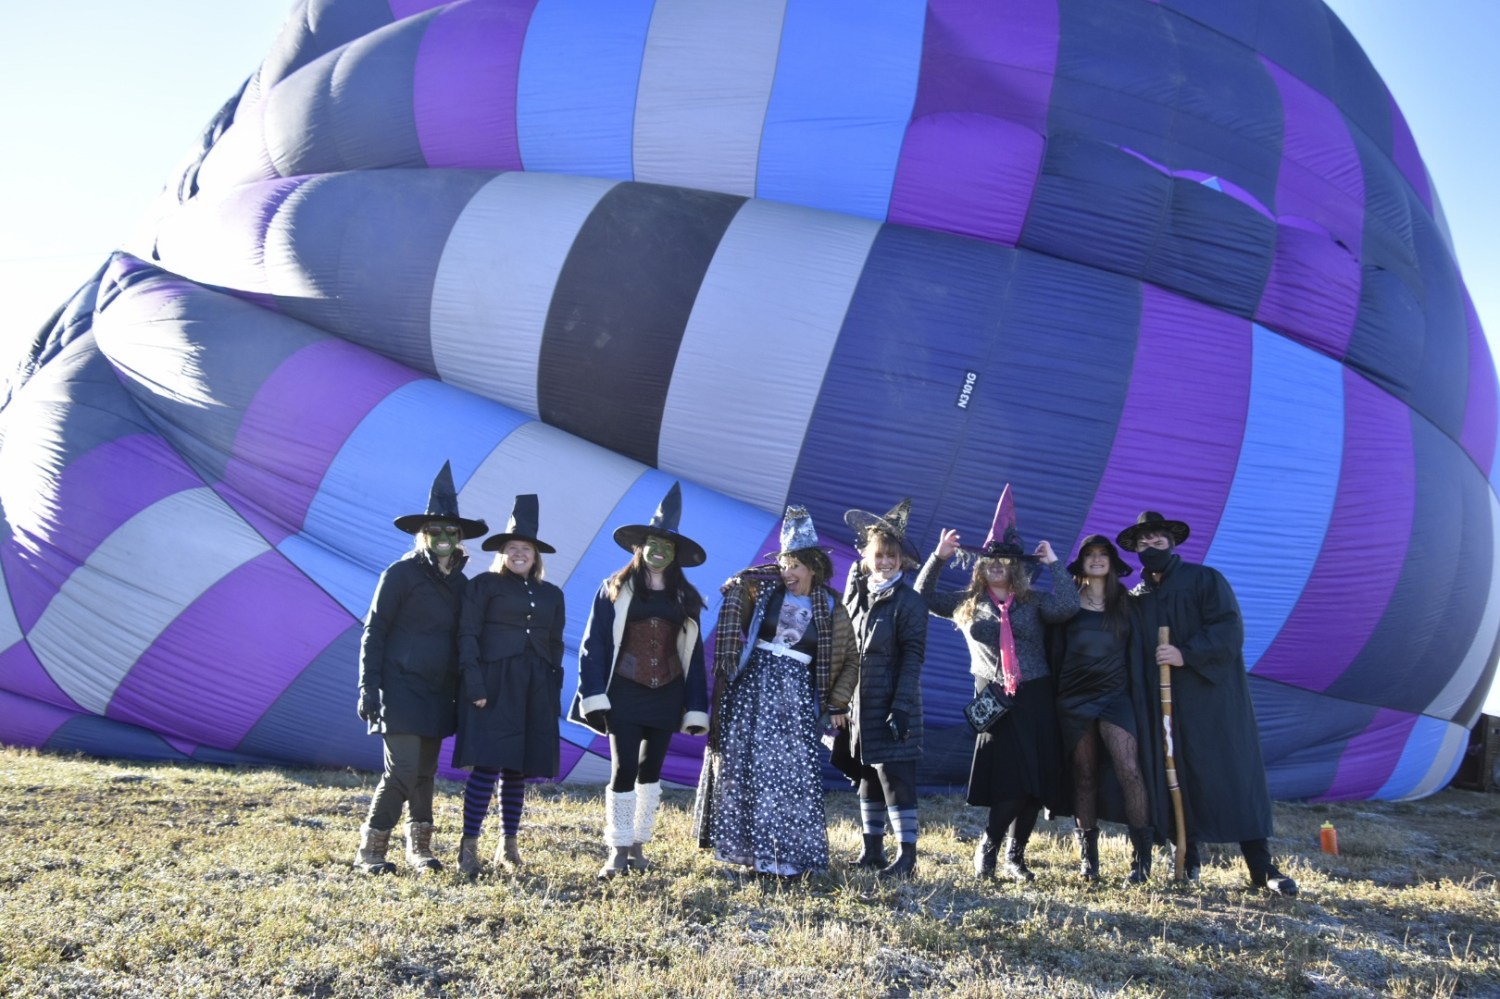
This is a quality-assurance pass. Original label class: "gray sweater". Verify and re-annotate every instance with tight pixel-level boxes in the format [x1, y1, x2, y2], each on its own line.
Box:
[915, 554, 1079, 686]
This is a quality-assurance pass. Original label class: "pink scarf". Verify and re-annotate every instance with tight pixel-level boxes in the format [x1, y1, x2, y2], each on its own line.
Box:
[989, 591, 1020, 696]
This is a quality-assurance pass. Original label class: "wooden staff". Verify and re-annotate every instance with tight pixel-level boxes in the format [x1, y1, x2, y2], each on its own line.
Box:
[1158, 625, 1189, 880]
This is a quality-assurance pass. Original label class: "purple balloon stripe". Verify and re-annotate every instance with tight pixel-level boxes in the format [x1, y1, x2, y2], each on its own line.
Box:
[1459, 290, 1498, 473]
[1261, 59, 1364, 249]
[888, 0, 1057, 245]
[1256, 221, 1361, 359]
[1257, 58, 1362, 357]
[0, 641, 79, 713]
[106, 550, 354, 747]
[1319, 708, 1416, 801]
[1, 435, 204, 631]
[1077, 286, 1252, 563]
[1387, 93, 1433, 215]
[1251, 370, 1412, 688]
[413, 0, 539, 169]
[219, 339, 423, 544]
[0, 688, 75, 748]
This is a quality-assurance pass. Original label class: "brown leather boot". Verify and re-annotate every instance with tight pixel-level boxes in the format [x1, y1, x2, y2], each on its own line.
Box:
[457, 835, 482, 878]
[495, 835, 523, 871]
[404, 821, 442, 873]
[355, 824, 396, 875]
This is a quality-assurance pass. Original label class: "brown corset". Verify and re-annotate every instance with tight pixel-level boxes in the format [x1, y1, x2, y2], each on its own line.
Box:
[616, 617, 683, 688]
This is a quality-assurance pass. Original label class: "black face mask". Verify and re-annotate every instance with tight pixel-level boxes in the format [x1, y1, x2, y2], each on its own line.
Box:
[1138, 545, 1174, 573]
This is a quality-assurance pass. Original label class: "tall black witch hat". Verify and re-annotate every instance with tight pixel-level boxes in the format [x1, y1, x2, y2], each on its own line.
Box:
[392, 462, 488, 539]
[612, 482, 707, 567]
[481, 494, 557, 553]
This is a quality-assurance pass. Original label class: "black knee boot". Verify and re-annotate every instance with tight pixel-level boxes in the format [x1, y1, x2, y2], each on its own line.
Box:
[1074, 827, 1100, 882]
[1127, 826, 1154, 885]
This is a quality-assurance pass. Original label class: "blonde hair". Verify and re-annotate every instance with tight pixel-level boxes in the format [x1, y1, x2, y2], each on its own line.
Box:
[953, 557, 1032, 627]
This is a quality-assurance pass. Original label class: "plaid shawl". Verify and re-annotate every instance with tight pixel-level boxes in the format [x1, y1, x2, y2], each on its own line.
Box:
[706, 565, 838, 747]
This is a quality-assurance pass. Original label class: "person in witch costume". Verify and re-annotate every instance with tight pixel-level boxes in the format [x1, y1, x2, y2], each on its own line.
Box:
[1117, 512, 1297, 895]
[452, 494, 566, 876]
[569, 482, 711, 879]
[1055, 534, 1153, 884]
[831, 498, 928, 879]
[916, 485, 1077, 882]
[355, 462, 488, 875]
[693, 505, 858, 877]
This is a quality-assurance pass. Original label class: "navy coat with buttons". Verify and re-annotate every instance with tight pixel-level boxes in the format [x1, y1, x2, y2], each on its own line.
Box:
[452, 569, 566, 775]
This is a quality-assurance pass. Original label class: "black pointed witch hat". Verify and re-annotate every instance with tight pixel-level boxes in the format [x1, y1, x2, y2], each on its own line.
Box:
[843, 497, 919, 562]
[612, 481, 707, 567]
[481, 494, 557, 553]
[392, 462, 488, 539]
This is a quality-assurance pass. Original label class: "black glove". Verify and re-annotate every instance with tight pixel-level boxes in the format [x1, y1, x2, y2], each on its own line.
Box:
[357, 691, 380, 723]
[886, 709, 910, 742]
[585, 710, 610, 733]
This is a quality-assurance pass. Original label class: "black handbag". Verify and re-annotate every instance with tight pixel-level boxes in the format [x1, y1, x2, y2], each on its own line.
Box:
[963, 682, 1014, 734]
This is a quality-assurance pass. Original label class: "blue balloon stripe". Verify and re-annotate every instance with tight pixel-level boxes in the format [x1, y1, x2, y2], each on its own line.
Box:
[1373, 715, 1460, 800]
[1206, 326, 1343, 666]
[756, 0, 925, 218]
[515, 0, 656, 179]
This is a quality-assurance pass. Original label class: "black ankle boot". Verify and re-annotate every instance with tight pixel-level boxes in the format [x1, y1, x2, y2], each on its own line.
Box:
[878, 841, 917, 880]
[973, 834, 1000, 878]
[1001, 832, 1035, 882]
[854, 833, 887, 870]
[1127, 826, 1154, 885]
[1074, 827, 1100, 882]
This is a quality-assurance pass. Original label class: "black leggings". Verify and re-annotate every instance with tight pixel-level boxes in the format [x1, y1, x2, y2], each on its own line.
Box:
[986, 796, 1042, 842]
[830, 731, 918, 808]
[607, 719, 675, 792]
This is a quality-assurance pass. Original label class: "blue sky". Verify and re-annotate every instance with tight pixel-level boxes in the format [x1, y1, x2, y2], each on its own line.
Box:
[0, 2, 1495, 711]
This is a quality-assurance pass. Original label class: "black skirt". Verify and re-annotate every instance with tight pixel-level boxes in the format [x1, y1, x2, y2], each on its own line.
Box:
[452, 650, 561, 777]
[966, 674, 1064, 810]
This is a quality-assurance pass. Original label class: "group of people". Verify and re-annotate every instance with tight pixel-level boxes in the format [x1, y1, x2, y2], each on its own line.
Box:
[354, 464, 1297, 896]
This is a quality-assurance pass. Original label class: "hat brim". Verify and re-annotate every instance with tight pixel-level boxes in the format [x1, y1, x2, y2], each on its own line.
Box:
[842, 510, 919, 561]
[1115, 520, 1190, 552]
[763, 545, 835, 561]
[1067, 549, 1133, 578]
[481, 532, 557, 554]
[612, 525, 707, 568]
[966, 544, 1041, 562]
[393, 514, 489, 540]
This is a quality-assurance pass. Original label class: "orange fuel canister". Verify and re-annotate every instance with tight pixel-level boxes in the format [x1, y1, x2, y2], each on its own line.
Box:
[1320, 820, 1339, 855]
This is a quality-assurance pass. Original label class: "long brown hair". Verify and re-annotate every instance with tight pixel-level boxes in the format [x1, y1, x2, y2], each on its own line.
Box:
[953, 557, 1032, 628]
[606, 543, 705, 619]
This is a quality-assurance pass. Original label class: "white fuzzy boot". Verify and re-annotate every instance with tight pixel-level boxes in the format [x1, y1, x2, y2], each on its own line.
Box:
[630, 781, 663, 872]
[597, 789, 636, 879]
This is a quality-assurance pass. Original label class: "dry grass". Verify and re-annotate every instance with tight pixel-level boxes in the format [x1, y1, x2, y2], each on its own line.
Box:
[0, 745, 1495, 998]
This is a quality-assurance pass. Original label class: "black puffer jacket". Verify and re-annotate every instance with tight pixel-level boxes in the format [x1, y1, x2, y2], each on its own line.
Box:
[357, 550, 466, 738]
[843, 566, 927, 765]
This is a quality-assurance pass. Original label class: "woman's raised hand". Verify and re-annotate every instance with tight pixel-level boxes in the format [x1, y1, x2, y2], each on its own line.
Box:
[1033, 540, 1057, 564]
[935, 529, 961, 560]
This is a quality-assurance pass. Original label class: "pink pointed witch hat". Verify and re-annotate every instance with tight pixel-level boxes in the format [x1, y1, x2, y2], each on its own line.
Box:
[976, 484, 1039, 560]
